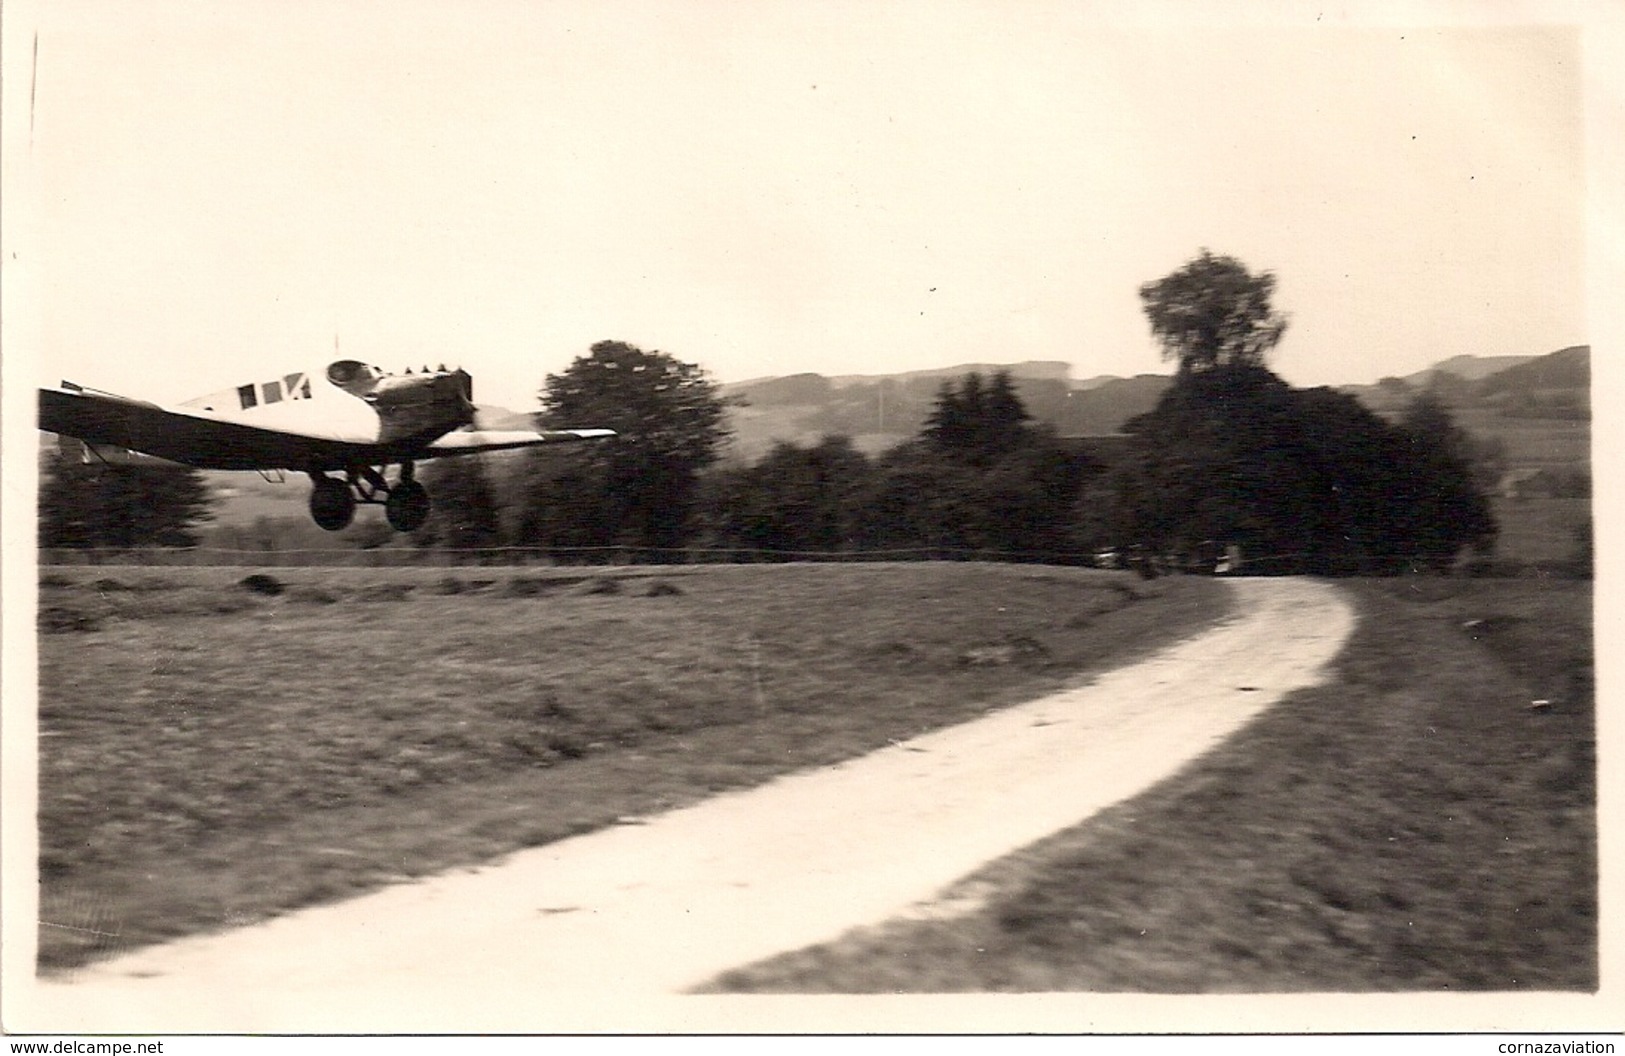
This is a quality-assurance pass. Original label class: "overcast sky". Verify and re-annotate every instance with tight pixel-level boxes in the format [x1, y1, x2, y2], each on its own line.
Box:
[2, 1, 1606, 409]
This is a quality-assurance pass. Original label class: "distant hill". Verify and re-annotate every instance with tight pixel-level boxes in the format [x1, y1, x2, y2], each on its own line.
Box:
[1472, 345, 1589, 414]
[728, 373, 834, 408]
[1411, 354, 1540, 384]
[724, 348, 1595, 462]
[1051, 375, 1172, 435]
[824, 360, 1073, 388]
[1341, 346, 1589, 421]
[721, 362, 1172, 461]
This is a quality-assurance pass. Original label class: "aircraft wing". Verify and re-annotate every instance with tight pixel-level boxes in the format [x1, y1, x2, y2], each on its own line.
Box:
[424, 428, 617, 456]
[41, 385, 615, 470]
[40, 385, 392, 472]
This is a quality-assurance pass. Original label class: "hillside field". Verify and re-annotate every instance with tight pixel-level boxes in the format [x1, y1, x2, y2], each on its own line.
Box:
[1453, 408, 1590, 471]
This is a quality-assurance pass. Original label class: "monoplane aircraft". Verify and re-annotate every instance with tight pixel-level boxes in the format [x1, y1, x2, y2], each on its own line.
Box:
[38, 361, 614, 532]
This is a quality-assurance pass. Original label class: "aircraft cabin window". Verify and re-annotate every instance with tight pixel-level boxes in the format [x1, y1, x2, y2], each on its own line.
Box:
[238, 384, 257, 409]
[262, 380, 283, 404]
[285, 373, 311, 400]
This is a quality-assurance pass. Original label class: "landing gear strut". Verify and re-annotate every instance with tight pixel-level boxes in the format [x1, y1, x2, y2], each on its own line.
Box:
[307, 461, 432, 532]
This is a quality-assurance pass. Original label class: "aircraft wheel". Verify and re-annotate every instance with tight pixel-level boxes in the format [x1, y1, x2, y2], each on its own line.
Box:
[310, 477, 356, 531]
[385, 480, 431, 532]
[307, 474, 355, 526]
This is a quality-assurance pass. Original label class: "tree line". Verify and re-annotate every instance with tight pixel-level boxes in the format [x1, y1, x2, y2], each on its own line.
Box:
[41, 252, 1509, 575]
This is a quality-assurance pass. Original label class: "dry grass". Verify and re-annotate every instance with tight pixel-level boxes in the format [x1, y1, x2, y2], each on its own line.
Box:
[35, 562, 1227, 971]
[708, 576, 1595, 992]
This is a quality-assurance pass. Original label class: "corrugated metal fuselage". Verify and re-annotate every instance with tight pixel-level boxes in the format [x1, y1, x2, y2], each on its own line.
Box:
[38, 364, 477, 472]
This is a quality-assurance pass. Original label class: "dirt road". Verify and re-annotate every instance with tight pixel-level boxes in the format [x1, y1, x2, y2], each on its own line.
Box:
[19, 577, 1355, 1032]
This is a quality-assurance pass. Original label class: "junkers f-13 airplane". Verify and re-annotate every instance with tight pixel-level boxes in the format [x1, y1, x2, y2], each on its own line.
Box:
[38, 361, 614, 532]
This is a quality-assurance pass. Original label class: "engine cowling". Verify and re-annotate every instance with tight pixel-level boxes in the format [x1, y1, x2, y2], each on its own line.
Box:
[326, 360, 385, 398]
[327, 362, 476, 444]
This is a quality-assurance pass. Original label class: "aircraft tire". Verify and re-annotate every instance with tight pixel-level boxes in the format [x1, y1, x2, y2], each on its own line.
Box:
[385, 480, 431, 532]
[310, 477, 356, 531]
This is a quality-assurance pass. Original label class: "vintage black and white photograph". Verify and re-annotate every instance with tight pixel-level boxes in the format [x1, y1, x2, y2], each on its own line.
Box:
[2, 0, 1615, 1039]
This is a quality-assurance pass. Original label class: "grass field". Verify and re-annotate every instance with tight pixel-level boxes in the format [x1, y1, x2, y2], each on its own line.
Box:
[1453, 408, 1590, 471]
[709, 576, 1596, 992]
[1490, 497, 1591, 570]
[35, 562, 1227, 971]
[33, 564, 1595, 990]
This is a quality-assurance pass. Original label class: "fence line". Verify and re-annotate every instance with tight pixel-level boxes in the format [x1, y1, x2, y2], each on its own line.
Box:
[35, 544, 1575, 577]
[38, 544, 1106, 568]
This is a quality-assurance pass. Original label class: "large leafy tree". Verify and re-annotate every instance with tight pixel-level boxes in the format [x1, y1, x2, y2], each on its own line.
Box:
[518, 340, 731, 555]
[1392, 393, 1499, 569]
[1401, 391, 1506, 494]
[1107, 363, 1497, 574]
[1111, 253, 1497, 573]
[1138, 249, 1289, 375]
[708, 435, 873, 557]
[39, 452, 215, 548]
[411, 455, 503, 552]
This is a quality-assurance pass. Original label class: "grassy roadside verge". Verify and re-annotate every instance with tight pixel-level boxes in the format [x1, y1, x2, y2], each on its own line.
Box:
[708, 576, 1595, 992]
[36, 562, 1228, 971]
